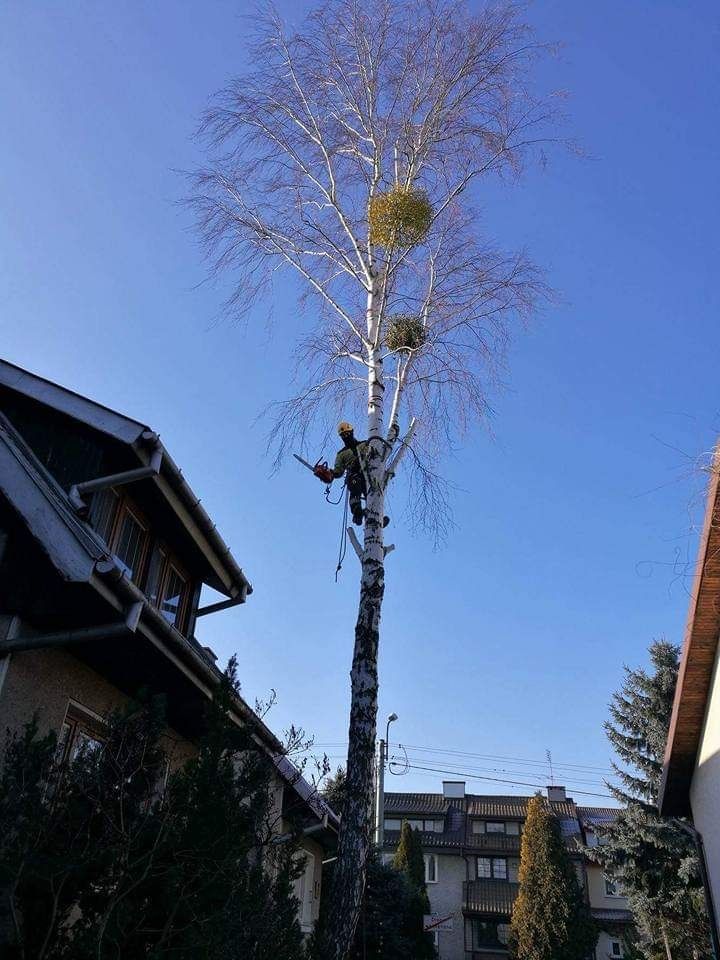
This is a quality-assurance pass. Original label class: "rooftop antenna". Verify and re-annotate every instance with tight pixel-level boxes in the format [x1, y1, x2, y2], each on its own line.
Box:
[546, 749, 554, 786]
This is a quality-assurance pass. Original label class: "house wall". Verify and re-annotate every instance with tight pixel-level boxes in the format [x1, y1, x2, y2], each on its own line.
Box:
[0, 633, 196, 769]
[585, 863, 629, 911]
[426, 852, 466, 960]
[690, 639, 720, 927]
[595, 929, 623, 960]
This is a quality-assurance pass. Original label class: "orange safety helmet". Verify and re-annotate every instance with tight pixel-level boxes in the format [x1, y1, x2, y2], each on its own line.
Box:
[337, 421, 354, 435]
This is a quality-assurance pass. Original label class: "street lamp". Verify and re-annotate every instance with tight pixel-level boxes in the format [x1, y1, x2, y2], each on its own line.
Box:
[375, 712, 398, 849]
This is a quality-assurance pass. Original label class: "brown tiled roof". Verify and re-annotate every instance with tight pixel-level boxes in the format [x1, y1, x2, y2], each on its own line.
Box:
[592, 908, 634, 923]
[384, 793, 450, 814]
[384, 829, 465, 849]
[464, 880, 519, 915]
[578, 806, 621, 824]
[466, 796, 578, 820]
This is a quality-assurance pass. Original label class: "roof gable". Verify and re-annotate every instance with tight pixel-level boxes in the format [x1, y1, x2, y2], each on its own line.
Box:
[0, 359, 147, 446]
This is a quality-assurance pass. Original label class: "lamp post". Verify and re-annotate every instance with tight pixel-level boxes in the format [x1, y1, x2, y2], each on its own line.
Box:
[375, 712, 398, 849]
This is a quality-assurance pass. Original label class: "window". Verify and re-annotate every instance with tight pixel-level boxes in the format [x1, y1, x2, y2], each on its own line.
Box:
[398, 817, 442, 832]
[293, 851, 316, 933]
[486, 821, 506, 834]
[505, 821, 520, 836]
[610, 941, 623, 957]
[472, 819, 484, 834]
[89, 488, 120, 542]
[160, 564, 188, 627]
[88, 491, 193, 633]
[424, 854, 438, 883]
[469, 920, 508, 950]
[114, 505, 148, 580]
[476, 856, 508, 880]
[57, 702, 106, 766]
[605, 875, 623, 897]
[493, 858, 507, 880]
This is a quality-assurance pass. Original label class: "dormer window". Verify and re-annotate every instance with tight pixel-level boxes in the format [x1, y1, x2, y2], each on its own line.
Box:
[88, 489, 193, 633]
[145, 545, 190, 629]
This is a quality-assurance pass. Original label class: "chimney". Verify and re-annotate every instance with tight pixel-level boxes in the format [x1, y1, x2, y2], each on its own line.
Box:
[442, 781, 466, 799]
[547, 785, 566, 802]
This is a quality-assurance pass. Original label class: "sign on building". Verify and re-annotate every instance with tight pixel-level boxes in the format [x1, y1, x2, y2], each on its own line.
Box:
[424, 914, 454, 932]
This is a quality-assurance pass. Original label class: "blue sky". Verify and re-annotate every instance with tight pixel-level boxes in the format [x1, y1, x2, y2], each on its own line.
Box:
[1, 1, 719, 802]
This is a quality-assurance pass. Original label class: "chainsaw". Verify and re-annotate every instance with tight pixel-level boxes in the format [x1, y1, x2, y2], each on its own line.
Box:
[294, 453, 334, 485]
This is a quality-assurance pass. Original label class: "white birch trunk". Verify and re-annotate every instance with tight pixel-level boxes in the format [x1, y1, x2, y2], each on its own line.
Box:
[319, 275, 387, 960]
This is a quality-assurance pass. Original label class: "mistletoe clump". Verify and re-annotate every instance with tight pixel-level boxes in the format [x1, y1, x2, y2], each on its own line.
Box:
[385, 314, 426, 351]
[368, 187, 432, 248]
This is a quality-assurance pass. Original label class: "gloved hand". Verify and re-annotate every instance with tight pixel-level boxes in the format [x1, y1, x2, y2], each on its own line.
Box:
[313, 462, 334, 484]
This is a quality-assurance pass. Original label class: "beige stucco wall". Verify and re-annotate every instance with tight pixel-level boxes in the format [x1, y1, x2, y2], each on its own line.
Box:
[690, 639, 720, 925]
[585, 863, 629, 911]
[0, 639, 196, 769]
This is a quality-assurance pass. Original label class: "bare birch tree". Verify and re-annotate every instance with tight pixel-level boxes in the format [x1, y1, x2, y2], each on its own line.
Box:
[191, 2, 559, 956]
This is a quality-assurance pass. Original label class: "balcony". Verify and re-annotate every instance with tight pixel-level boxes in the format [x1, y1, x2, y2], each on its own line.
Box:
[466, 833, 521, 853]
[463, 880, 519, 916]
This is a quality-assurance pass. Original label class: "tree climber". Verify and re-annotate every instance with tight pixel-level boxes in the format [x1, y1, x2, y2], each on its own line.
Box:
[313, 421, 389, 527]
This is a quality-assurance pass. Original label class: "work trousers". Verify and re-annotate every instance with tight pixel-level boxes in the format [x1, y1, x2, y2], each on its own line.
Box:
[346, 471, 365, 523]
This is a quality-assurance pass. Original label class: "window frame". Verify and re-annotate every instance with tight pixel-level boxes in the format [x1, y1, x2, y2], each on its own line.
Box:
[88, 489, 193, 634]
[604, 874, 623, 897]
[112, 500, 150, 583]
[610, 940, 623, 957]
[424, 853, 439, 884]
[485, 821, 506, 834]
[57, 701, 107, 766]
[476, 856, 509, 881]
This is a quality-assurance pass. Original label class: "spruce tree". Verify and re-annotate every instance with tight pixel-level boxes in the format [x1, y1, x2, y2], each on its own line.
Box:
[510, 794, 596, 960]
[591, 640, 713, 960]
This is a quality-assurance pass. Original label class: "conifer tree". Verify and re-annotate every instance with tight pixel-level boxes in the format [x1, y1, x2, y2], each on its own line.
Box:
[316, 779, 435, 959]
[0, 662, 306, 960]
[591, 639, 713, 960]
[392, 822, 435, 959]
[510, 794, 596, 960]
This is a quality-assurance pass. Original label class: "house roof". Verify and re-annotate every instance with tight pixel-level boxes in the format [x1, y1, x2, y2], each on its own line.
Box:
[591, 908, 634, 924]
[659, 450, 720, 816]
[0, 401, 336, 839]
[577, 806, 621, 826]
[384, 792, 452, 814]
[0, 358, 250, 599]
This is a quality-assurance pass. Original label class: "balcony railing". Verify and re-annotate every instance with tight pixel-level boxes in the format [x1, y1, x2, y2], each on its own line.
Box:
[465, 833, 521, 853]
[463, 880, 519, 915]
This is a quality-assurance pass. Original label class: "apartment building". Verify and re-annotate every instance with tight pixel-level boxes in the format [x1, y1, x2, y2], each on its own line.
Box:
[0, 358, 338, 943]
[381, 781, 633, 960]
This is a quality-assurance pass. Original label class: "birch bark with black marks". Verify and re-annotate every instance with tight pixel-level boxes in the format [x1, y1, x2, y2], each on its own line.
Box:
[190, 3, 561, 956]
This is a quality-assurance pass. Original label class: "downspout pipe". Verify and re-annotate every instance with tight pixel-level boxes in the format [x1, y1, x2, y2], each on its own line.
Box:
[69, 440, 162, 513]
[0, 601, 143, 654]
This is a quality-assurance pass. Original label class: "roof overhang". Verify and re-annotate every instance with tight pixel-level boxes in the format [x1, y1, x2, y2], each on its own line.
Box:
[0, 359, 250, 599]
[659, 451, 720, 816]
[0, 417, 328, 832]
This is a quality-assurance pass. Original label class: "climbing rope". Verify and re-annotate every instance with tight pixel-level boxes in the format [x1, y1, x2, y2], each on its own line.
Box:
[335, 486, 350, 582]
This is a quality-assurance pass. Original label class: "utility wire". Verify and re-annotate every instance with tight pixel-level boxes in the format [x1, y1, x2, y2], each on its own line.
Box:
[391, 762, 616, 801]
[304, 742, 615, 776]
